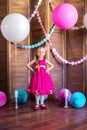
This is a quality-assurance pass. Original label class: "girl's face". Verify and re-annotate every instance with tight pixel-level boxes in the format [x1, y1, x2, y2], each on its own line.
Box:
[37, 47, 46, 59]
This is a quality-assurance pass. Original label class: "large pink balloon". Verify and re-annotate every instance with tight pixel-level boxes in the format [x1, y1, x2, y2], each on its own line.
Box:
[52, 3, 78, 30]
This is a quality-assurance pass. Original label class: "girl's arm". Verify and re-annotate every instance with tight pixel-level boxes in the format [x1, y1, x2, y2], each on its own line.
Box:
[26, 59, 36, 72]
[46, 59, 54, 72]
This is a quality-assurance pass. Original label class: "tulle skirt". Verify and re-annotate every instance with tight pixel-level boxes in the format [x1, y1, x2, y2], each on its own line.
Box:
[27, 68, 54, 95]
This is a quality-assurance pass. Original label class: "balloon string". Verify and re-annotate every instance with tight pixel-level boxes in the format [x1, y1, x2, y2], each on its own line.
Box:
[15, 44, 18, 89]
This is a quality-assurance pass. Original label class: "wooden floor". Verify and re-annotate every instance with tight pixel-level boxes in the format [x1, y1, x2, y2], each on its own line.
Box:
[0, 99, 87, 130]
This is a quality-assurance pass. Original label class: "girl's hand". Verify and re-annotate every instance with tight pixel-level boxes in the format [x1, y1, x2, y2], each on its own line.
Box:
[46, 69, 49, 73]
[46, 59, 54, 72]
[33, 70, 35, 73]
[26, 59, 36, 72]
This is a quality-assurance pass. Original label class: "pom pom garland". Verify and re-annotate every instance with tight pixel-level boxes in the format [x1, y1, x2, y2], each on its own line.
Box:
[28, 0, 43, 22]
[52, 48, 87, 65]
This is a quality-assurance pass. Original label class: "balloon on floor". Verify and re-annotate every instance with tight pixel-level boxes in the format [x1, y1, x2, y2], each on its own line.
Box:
[18, 89, 28, 104]
[0, 91, 7, 107]
[70, 92, 86, 108]
[58, 88, 72, 102]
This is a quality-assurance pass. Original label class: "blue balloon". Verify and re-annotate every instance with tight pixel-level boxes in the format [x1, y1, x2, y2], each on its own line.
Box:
[18, 89, 28, 104]
[70, 92, 86, 108]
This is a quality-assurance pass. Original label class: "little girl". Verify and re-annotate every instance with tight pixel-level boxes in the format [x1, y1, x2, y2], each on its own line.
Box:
[27, 46, 55, 110]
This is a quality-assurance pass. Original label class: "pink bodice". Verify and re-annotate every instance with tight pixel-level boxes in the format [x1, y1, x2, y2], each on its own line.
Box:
[35, 59, 46, 69]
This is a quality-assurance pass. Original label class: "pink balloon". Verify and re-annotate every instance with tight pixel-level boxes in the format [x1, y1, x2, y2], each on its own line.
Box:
[58, 89, 72, 102]
[52, 3, 78, 30]
[0, 91, 7, 107]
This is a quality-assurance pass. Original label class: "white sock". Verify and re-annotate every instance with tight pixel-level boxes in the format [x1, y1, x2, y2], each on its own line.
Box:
[35, 94, 40, 105]
[40, 95, 45, 105]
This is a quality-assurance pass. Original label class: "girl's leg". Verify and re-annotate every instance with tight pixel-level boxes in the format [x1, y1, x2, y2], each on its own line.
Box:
[40, 95, 45, 105]
[35, 94, 40, 105]
[40, 95, 48, 109]
[34, 94, 40, 110]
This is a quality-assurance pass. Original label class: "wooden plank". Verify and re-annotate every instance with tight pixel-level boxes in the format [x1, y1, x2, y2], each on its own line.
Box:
[0, 0, 8, 95]
[0, 100, 87, 130]
[65, 0, 85, 92]
[7, 0, 30, 98]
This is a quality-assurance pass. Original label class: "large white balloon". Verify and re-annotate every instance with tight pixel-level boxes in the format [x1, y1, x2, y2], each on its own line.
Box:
[83, 13, 87, 29]
[1, 13, 30, 43]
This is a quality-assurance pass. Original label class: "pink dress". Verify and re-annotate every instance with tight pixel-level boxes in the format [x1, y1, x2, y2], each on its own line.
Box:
[27, 59, 55, 95]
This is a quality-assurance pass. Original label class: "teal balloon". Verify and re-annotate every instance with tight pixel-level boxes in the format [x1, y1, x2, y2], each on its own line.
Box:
[70, 92, 86, 108]
[18, 89, 28, 104]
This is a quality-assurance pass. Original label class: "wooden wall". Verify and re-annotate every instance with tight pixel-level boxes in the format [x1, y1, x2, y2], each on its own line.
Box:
[0, 0, 8, 95]
[0, 0, 87, 99]
[8, 0, 30, 98]
[64, 0, 87, 95]
[0, 0, 30, 98]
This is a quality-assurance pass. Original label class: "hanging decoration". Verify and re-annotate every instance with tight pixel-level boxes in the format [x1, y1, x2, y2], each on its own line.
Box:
[36, 6, 87, 65]
[28, 0, 43, 22]
[52, 48, 87, 65]
[36, 7, 53, 48]
[72, 26, 84, 30]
